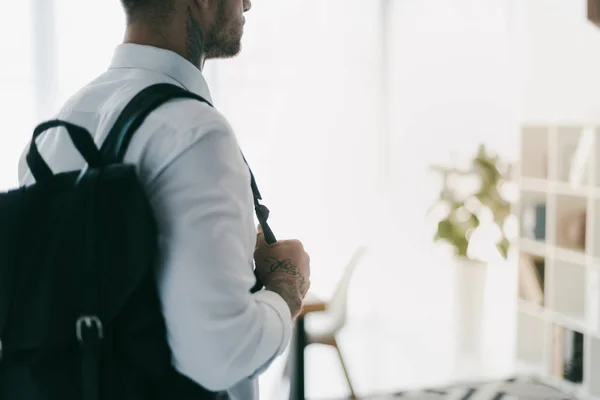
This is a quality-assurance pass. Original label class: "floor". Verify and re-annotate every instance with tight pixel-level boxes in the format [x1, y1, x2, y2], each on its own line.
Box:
[259, 261, 519, 400]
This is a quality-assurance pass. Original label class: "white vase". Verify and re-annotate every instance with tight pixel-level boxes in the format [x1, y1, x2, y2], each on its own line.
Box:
[453, 259, 488, 356]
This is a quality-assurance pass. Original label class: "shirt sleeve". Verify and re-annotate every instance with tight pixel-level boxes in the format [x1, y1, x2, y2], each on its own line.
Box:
[141, 114, 293, 391]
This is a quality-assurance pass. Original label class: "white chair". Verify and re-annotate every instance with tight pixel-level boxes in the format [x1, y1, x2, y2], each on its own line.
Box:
[303, 246, 368, 399]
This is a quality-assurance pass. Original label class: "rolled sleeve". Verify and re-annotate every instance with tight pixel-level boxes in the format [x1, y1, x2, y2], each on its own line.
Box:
[139, 113, 293, 391]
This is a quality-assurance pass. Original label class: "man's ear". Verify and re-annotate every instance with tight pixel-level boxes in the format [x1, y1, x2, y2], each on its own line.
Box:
[191, 0, 209, 10]
[186, 0, 210, 25]
[189, 0, 213, 19]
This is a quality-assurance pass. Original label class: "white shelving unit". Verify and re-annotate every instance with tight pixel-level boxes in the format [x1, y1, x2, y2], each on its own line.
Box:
[516, 124, 600, 399]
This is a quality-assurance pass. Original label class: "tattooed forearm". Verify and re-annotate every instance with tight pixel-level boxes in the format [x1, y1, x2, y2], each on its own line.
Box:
[267, 257, 295, 273]
[263, 257, 307, 317]
[265, 257, 306, 289]
[266, 277, 303, 318]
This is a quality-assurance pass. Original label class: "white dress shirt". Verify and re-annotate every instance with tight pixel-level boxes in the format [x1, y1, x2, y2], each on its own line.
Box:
[18, 43, 292, 399]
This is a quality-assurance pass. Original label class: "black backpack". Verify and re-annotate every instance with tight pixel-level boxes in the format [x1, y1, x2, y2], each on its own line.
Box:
[0, 83, 276, 399]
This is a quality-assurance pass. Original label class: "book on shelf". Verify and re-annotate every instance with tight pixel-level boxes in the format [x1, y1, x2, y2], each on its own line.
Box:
[519, 255, 544, 306]
[553, 325, 585, 383]
[521, 203, 546, 241]
[563, 329, 584, 383]
[553, 325, 564, 378]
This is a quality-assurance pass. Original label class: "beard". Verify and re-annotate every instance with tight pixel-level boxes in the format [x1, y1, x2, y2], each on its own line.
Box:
[185, 3, 244, 66]
[204, 30, 242, 59]
[204, 1, 244, 59]
[204, 2, 244, 60]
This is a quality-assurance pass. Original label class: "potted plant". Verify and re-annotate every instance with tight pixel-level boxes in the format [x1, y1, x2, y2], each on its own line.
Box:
[429, 144, 513, 355]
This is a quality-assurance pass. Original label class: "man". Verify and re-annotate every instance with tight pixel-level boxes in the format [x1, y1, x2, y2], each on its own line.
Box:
[18, 0, 311, 399]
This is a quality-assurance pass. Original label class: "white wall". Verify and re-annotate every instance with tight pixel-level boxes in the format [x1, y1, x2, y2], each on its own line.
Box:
[521, 0, 600, 122]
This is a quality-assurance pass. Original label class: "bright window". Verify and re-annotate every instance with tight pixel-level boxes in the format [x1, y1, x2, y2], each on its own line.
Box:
[0, 1, 34, 189]
[54, 0, 125, 109]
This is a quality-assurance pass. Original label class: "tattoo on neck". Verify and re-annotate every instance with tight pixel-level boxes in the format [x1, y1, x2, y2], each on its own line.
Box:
[185, 6, 205, 68]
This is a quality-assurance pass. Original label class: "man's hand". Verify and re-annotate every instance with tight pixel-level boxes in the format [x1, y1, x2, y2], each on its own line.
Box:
[254, 227, 310, 319]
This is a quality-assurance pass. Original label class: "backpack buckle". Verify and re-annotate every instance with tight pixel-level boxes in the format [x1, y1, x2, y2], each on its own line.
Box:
[76, 316, 104, 342]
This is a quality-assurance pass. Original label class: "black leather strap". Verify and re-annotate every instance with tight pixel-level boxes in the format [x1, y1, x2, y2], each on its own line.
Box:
[26, 120, 103, 182]
[76, 174, 103, 400]
[101, 83, 276, 292]
[241, 154, 276, 247]
[101, 84, 211, 164]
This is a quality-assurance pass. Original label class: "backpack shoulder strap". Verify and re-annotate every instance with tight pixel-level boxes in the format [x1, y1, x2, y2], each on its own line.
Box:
[101, 83, 211, 164]
[101, 84, 274, 292]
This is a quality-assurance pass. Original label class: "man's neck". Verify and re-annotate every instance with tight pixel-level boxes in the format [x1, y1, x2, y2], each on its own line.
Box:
[123, 23, 206, 70]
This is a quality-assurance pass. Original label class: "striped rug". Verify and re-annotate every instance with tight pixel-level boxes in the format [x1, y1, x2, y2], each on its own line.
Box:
[326, 377, 576, 400]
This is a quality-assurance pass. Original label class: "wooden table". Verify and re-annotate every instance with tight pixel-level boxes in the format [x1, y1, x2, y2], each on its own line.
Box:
[301, 293, 327, 315]
[288, 294, 327, 400]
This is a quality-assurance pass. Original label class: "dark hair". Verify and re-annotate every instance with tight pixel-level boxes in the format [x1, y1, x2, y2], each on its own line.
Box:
[120, 0, 174, 22]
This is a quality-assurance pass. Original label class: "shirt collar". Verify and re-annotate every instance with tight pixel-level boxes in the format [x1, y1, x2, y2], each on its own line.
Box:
[109, 43, 213, 104]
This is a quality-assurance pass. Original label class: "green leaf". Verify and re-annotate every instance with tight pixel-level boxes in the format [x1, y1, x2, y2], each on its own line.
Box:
[435, 219, 453, 240]
[496, 237, 510, 259]
[468, 212, 480, 227]
[429, 143, 513, 262]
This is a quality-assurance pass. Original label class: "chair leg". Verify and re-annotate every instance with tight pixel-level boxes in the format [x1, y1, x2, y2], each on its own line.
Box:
[332, 338, 357, 399]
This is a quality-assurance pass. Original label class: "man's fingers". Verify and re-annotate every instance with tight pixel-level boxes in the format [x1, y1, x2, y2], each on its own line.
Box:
[255, 224, 268, 249]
